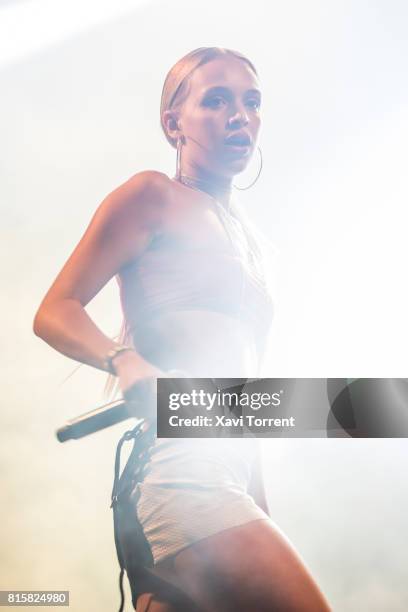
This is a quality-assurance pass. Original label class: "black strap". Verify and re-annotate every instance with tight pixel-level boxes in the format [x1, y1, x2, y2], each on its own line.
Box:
[110, 420, 203, 611]
[110, 420, 154, 612]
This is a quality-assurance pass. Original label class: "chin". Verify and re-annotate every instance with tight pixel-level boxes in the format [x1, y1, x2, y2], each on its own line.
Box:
[208, 151, 252, 178]
[226, 156, 252, 174]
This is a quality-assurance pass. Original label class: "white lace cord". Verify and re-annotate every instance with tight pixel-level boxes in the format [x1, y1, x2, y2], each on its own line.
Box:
[212, 198, 246, 320]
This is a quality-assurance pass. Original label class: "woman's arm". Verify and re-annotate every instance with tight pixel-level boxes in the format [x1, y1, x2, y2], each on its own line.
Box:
[33, 170, 168, 385]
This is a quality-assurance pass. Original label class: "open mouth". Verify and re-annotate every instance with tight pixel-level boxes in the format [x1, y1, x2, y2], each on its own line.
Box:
[223, 133, 252, 156]
[223, 142, 251, 157]
[224, 134, 251, 147]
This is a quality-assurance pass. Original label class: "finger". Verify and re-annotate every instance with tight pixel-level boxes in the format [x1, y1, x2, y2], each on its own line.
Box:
[123, 378, 157, 420]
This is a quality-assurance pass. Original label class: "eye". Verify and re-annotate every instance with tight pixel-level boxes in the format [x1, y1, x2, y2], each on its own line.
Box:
[247, 99, 261, 110]
[205, 96, 226, 109]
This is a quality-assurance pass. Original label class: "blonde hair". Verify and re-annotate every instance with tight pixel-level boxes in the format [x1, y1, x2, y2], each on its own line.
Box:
[104, 47, 267, 400]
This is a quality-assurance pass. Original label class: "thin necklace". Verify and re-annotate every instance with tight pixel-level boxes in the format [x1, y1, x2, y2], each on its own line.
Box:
[174, 173, 233, 214]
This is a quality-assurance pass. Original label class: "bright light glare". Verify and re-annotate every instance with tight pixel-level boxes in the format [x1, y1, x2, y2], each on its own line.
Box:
[0, 0, 148, 69]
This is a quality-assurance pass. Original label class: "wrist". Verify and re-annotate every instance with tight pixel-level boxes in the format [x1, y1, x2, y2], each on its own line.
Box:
[111, 348, 147, 377]
[104, 344, 136, 375]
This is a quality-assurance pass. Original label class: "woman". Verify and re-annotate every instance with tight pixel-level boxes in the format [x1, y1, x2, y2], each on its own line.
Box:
[33, 47, 331, 611]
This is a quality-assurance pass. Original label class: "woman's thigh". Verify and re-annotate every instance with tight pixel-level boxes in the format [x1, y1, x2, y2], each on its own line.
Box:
[153, 518, 331, 612]
[135, 592, 177, 612]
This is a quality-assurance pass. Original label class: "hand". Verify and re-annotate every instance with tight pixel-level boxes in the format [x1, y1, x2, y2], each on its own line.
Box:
[113, 350, 166, 419]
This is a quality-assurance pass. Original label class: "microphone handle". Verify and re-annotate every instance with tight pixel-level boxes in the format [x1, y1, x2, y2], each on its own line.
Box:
[56, 401, 131, 442]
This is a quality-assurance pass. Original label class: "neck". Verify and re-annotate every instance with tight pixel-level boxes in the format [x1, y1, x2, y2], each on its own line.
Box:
[174, 168, 233, 210]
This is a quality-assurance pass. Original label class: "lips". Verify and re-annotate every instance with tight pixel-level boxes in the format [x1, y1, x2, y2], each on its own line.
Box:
[224, 132, 252, 147]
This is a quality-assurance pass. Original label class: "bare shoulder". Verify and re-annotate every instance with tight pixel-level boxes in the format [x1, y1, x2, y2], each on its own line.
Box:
[101, 169, 171, 230]
[126, 169, 171, 193]
[32, 170, 174, 311]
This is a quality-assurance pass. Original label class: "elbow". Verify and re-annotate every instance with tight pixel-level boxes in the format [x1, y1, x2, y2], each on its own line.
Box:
[33, 308, 44, 338]
[33, 301, 53, 338]
[33, 297, 78, 340]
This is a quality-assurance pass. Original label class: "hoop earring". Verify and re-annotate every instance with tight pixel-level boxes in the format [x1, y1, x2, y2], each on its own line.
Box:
[176, 137, 182, 179]
[233, 145, 263, 191]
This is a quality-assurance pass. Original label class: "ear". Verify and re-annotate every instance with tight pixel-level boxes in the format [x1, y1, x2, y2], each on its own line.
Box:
[162, 109, 183, 145]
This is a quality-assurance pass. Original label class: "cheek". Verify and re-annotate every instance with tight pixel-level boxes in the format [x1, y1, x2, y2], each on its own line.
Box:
[198, 116, 219, 141]
[191, 106, 218, 132]
[186, 118, 220, 155]
[252, 116, 261, 132]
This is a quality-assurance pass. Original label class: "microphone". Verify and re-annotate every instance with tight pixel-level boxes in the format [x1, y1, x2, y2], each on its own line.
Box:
[56, 400, 132, 442]
[56, 370, 188, 442]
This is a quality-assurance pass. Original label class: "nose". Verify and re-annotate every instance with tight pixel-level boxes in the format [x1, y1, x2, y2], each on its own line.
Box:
[227, 109, 249, 128]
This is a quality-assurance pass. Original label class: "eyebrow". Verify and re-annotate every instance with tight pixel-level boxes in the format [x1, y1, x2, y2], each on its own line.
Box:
[201, 86, 261, 98]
